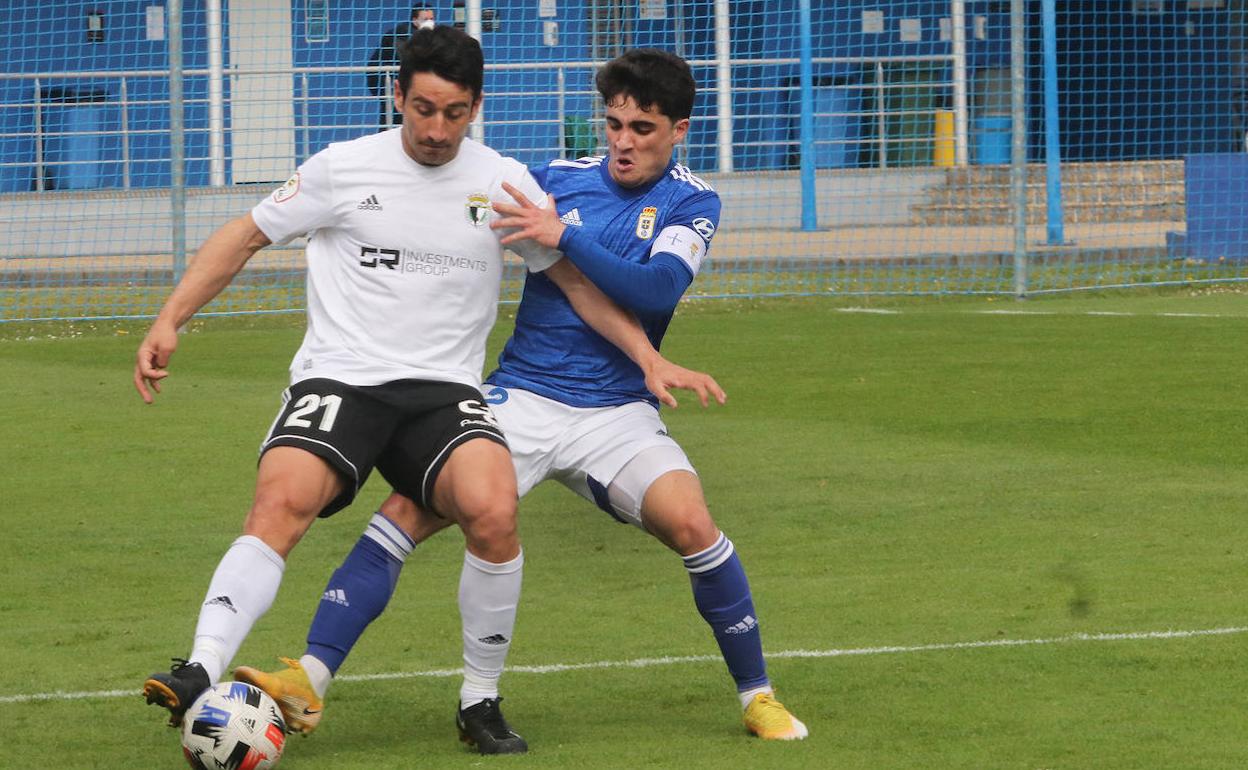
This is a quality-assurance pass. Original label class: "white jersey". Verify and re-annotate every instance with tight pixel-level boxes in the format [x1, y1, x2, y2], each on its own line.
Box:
[251, 130, 560, 388]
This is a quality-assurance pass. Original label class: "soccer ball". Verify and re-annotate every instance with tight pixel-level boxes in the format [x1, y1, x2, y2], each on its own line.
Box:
[180, 682, 287, 770]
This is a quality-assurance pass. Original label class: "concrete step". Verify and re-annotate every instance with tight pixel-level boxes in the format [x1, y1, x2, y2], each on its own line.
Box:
[921, 182, 1184, 207]
[941, 160, 1183, 186]
[913, 200, 1185, 225]
[913, 160, 1187, 225]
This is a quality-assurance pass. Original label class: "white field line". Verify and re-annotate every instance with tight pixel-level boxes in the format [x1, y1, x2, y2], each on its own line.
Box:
[969, 309, 1240, 319]
[831, 308, 1243, 319]
[2, 625, 1244, 706]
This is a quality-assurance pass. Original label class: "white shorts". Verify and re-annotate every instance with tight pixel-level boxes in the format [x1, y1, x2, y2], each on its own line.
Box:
[481, 385, 696, 527]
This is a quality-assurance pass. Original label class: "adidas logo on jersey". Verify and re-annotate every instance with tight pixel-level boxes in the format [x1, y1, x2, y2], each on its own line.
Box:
[321, 588, 350, 607]
[724, 615, 758, 635]
[559, 207, 583, 226]
[357, 194, 383, 211]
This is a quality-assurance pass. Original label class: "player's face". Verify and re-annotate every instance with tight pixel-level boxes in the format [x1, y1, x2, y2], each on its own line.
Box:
[394, 72, 480, 167]
[604, 96, 689, 188]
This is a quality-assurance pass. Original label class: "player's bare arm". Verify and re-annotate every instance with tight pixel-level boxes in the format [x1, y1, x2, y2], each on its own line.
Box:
[543, 259, 724, 409]
[134, 213, 272, 403]
[491, 181, 565, 248]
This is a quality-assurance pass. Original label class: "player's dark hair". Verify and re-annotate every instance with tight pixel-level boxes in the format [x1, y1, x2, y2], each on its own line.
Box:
[595, 49, 696, 122]
[411, 5, 433, 18]
[397, 25, 483, 101]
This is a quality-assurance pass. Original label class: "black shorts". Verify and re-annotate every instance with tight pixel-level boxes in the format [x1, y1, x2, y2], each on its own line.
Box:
[260, 378, 507, 517]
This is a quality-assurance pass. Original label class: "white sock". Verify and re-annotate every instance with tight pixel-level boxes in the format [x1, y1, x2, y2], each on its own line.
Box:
[739, 685, 773, 711]
[188, 535, 285, 683]
[300, 654, 332, 699]
[458, 548, 523, 707]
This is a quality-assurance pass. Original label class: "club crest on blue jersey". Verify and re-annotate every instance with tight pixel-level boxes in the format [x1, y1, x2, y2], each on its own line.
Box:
[466, 193, 491, 227]
[636, 206, 658, 239]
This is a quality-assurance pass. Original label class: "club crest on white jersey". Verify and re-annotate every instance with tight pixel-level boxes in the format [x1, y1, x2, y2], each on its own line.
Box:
[465, 192, 491, 227]
[272, 172, 300, 203]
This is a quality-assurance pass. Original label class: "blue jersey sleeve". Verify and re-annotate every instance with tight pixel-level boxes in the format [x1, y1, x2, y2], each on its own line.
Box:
[527, 161, 551, 190]
[665, 191, 722, 242]
[650, 192, 721, 277]
[558, 227, 693, 315]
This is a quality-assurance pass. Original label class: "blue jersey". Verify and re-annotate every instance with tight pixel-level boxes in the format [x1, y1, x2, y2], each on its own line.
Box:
[486, 156, 721, 408]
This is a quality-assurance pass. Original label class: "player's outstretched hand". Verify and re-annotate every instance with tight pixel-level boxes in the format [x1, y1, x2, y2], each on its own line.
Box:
[644, 357, 727, 410]
[492, 181, 566, 249]
[134, 321, 179, 404]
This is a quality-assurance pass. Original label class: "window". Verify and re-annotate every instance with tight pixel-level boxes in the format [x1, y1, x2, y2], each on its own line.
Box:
[306, 0, 328, 42]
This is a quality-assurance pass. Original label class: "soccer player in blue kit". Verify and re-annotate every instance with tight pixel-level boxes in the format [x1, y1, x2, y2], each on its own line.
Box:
[235, 49, 807, 751]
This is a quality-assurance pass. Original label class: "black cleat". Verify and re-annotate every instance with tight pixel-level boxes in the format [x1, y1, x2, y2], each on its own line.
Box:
[456, 697, 528, 755]
[143, 658, 210, 728]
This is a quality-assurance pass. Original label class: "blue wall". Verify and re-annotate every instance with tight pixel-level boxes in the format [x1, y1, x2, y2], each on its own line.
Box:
[0, 0, 218, 189]
[728, 1, 957, 170]
[1031, 2, 1234, 162]
[0, 0, 1238, 191]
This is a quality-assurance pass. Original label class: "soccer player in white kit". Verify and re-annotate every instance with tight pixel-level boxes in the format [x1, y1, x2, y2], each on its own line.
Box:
[135, 28, 715, 739]
[236, 49, 807, 751]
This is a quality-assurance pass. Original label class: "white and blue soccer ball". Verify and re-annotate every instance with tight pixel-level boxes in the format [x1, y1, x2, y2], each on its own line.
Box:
[180, 682, 287, 770]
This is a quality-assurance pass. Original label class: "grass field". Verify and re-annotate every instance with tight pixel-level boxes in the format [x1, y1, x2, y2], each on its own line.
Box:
[2, 290, 1246, 768]
[4, 256, 1246, 321]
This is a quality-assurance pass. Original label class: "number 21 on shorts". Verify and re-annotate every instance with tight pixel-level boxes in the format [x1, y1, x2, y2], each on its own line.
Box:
[283, 393, 342, 432]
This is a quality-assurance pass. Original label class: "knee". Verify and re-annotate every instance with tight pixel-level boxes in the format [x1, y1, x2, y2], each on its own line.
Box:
[378, 492, 440, 542]
[379, 492, 419, 526]
[245, 489, 320, 556]
[250, 485, 309, 521]
[650, 505, 719, 556]
[456, 492, 518, 553]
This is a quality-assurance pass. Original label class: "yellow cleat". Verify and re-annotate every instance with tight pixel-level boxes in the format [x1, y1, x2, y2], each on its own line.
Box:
[233, 657, 324, 735]
[743, 692, 809, 741]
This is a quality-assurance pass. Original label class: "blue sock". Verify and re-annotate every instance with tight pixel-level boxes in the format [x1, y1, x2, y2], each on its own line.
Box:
[306, 513, 414, 674]
[685, 533, 769, 691]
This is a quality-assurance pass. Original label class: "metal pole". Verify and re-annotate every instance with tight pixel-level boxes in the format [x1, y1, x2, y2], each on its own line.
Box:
[1042, 0, 1065, 245]
[300, 73, 309, 162]
[557, 68, 566, 159]
[950, 0, 969, 166]
[714, 0, 734, 173]
[207, 0, 225, 186]
[799, 0, 817, 231]
[120, 78, 131, 188]
[33, 79, 44, 192]
[1010, 0, 1027, 298]
[169, 0, 188, 283]
[673, 2, 685, 59]
[467, 0, 485, 144]
[385, 72, 393, 128]
[876, 61, 887, 168]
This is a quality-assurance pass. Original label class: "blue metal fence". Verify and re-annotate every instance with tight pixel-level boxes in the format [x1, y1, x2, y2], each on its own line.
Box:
[1, 0, 1246, 322]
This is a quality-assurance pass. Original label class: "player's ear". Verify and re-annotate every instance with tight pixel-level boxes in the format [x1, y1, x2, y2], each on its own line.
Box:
[469, 95, 484, 123]
[392, 78, 406, 114]
[671, 118, 690, 144]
